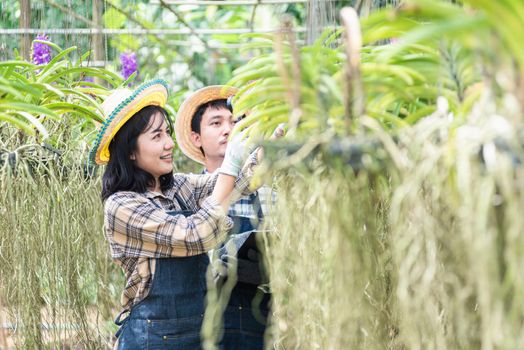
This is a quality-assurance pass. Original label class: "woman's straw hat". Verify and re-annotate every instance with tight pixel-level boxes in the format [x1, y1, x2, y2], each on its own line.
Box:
[90, 79, 169, 165]
[175, 85, 238, 164]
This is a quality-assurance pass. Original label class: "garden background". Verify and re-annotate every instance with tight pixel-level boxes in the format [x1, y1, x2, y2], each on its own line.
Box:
[2, 0, 524, 349]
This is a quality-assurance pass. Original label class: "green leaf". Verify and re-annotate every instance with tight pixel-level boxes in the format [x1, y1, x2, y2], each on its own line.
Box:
[14, 111, 50, 139]
[404, 105, 437, 124]
[0, 78, 25, 99]
[362, 63, 426, 85]
[0, 112, 36, 135]
[121, 71, 137, 88]
[41, 102, 103, 123]
[36, 60, 70, 84]
[0, 102, 59, 120]
[37, 46, 78, 81]
[73, 51, 95, 70]
[36, 83, 66, 99]
[0, 61, 36, 70]
[233, 104, 291, 135]
[367, 109, 409, 128]
[45, 67, 122, 86]
[378, 15, 488, 62]
[32, 39, 63, 53]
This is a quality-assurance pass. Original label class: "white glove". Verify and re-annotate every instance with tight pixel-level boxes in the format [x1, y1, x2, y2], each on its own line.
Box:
[219, 131, 256, 177]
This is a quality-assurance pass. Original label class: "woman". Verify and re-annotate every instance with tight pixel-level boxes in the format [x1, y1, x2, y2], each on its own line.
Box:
[90, 79, 257, 349]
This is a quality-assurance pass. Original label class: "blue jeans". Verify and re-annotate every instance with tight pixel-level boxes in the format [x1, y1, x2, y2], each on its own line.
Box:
[217, 216, 270, 350]
[219, 283, 270, 350]
[116, 254, 209, 350]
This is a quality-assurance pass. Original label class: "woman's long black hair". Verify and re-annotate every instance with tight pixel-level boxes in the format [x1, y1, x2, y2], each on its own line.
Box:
[101, 105, 174, 201]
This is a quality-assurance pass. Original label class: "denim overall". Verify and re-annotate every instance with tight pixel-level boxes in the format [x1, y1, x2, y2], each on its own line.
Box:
[219, 193, 271, 350]
[115, 199, 209, 349]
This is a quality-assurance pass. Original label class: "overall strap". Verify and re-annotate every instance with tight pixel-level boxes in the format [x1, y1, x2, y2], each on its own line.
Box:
[147, 192, 194, 217]
[249, 192, 264, 222]
[173, 191, 191, 212]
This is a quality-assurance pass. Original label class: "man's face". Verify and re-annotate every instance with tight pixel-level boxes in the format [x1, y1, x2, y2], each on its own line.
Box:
[191, 106, 234, 163]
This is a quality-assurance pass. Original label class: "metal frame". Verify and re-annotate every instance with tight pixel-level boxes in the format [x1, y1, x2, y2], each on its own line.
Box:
[150, 0, 308, 5]
[0, 28, 306, 35]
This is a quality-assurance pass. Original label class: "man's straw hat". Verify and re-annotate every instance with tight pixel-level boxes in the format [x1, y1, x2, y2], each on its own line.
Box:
[90, 79, 169, 165]
[175, 85, 238, 164]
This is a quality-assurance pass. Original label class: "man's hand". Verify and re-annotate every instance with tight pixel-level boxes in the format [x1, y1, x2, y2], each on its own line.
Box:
[219, 123, 284, 177]
[212, 249, 262, 286]
[219, 130, 256, 177]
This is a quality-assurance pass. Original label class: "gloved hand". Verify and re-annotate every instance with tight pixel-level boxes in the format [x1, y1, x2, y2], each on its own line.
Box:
[219, 130, 257, 177]
[211, 254, 234, 285]
[212, 249, 262, 286]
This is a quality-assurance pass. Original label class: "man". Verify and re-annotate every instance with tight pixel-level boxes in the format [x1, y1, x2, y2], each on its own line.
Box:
[175, 86, 274, 349]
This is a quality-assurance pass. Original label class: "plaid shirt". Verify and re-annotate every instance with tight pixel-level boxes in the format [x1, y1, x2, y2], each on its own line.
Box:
[104, 153, 258, 312]
[201, 170, 274, 220]
[228, 185, 275, 219]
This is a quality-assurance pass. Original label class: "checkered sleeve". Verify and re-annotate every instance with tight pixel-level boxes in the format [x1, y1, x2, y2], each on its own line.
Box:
[104, 191, 232, 257]
[183, 150, 260, 204]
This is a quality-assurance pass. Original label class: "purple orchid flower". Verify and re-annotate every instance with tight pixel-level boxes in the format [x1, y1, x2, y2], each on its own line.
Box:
[31, 34, 52, 65]
[120, 52, 138, 81]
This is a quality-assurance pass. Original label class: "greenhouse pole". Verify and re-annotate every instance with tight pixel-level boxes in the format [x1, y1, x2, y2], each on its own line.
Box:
[19, 0, 31, 60]
[305, 0, 335, 45]
[92, 0, 104, 75]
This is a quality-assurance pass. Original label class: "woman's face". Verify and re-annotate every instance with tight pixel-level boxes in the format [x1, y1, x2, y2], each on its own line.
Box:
[132, 111, 175, 180]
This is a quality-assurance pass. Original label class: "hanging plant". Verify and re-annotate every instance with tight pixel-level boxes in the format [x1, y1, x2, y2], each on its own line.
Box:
[0, 45, 126, 173]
